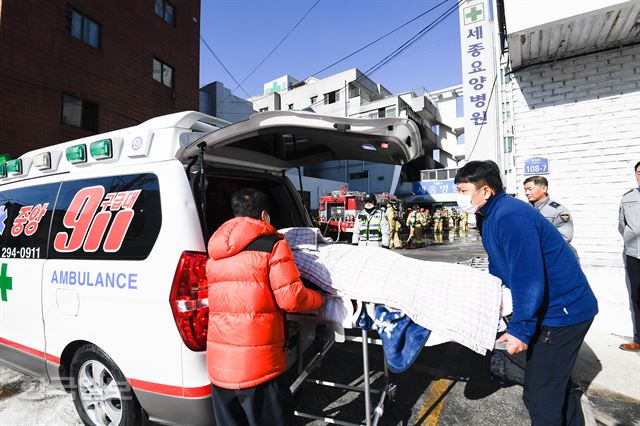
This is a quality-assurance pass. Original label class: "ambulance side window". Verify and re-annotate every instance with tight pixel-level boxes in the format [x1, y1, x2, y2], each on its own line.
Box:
[0, 183, 60, 259]
[49, 173, 161, 260]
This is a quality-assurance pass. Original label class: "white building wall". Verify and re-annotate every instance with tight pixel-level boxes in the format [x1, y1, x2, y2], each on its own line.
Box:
[509, 44, 640, 335]
[285, 171, 346, 210]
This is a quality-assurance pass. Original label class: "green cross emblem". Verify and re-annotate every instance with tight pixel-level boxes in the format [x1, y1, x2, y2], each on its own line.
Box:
[0, 263, 12, 302]
[464, 4, 484, 25]
[268, 80, 283, 93]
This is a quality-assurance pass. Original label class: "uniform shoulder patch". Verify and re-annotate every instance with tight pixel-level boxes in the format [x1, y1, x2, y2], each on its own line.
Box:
[549, 201, 560, 208]
[559, 214, 571, 222]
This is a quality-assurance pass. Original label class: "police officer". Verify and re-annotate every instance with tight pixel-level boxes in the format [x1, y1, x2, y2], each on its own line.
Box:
[523, 176, 573, 243]
[618, 161, 640, 351]
[352, 194, 390, 247]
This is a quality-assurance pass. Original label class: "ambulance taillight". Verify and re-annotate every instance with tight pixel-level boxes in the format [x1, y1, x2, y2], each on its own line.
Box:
[169, 251, 209, 351]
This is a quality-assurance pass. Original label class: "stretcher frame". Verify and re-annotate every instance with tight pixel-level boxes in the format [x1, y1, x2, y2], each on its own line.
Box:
[286, 257, 496, 425]
[287, 306, 398, 426]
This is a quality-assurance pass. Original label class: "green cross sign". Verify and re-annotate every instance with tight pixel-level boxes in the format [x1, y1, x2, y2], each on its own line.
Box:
[0, 263, 12, 302]
[464, 4, 484, 25]
[267, 80, 283, 94]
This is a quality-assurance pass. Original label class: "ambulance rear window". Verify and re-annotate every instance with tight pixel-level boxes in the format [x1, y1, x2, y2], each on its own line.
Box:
[48, 173, 161, 260]
[0, 182, 61, 259]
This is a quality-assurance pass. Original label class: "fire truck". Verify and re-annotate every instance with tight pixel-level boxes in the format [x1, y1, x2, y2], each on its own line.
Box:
[318, 187, 366, 240]
[318, 188, 401, 240]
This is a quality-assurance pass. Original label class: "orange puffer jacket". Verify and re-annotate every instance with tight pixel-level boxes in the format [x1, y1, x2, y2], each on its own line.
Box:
[206, 217, 324, 389]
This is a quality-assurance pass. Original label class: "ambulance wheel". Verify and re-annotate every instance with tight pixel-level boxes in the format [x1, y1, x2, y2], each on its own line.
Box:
[70, 344, 142, 426]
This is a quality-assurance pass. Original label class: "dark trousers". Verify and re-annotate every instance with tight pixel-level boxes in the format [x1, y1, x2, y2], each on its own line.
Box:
[626, 255, 640, 342]
[210, 375, 294, 426]
[523, 319, 592, 426]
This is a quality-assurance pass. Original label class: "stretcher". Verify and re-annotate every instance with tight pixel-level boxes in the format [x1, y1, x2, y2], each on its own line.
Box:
[285, 255, 506, 426]
[287, 306, 398, 426]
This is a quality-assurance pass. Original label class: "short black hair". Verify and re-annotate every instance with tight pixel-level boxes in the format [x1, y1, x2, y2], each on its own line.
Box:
[454, 160, 504, 193]
[635, 161, 640, 172]
[523, 175, 548, 187]
[231, 188, 270, 219]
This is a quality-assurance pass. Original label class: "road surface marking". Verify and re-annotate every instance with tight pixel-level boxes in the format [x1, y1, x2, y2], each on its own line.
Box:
[416, 378, 454, 425]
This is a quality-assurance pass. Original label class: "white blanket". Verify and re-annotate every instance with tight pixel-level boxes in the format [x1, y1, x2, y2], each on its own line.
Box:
[281, 227, 503, 355]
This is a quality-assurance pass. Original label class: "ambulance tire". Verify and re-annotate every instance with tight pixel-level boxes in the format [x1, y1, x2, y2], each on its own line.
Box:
[70, 344, 143, 426]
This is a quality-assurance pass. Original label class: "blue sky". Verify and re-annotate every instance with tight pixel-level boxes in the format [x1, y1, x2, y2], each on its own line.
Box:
[199, 0, 463, 98]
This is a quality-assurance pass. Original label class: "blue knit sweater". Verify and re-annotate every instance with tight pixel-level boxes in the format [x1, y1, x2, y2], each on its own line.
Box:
[479, 191, 598, 344]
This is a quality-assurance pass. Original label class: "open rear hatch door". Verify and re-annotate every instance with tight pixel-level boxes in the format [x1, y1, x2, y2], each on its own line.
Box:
[176, 110, 424, 170]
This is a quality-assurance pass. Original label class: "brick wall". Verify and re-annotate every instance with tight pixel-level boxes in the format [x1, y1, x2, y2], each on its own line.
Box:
[0, 0, 200, 156]
[510, 44, 640, 268]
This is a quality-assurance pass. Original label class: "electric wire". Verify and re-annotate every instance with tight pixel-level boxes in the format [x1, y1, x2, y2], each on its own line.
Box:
[218, 0, 321, 106]
[308, 0, 451, 78]
[200, 35, 252, 98]
[302, 0, 463, 112]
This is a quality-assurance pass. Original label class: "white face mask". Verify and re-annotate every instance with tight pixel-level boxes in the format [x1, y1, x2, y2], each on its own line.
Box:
[457, 188, 484, 214]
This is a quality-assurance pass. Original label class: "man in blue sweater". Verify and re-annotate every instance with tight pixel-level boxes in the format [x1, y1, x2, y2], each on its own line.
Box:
[455, 160, 598, 426]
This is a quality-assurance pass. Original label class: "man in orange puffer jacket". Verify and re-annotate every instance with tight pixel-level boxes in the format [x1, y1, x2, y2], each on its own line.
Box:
[206, 187, 324, 426]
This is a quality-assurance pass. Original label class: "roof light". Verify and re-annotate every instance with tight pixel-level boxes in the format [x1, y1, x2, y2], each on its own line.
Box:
[33, 152, 52, 170]
[0, 163, 6, 178]
[66, 144, 87, 164]
[90, 139, 112, 160]
[6, 159, 22, 175]
[361, 143, 377, 151]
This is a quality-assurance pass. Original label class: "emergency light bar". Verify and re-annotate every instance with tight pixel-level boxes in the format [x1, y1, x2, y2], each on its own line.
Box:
[33, 152, 52, 170]
[66, 144, 87, 164]
[6, 159, 22, 175]
[90, 139, 112, 160]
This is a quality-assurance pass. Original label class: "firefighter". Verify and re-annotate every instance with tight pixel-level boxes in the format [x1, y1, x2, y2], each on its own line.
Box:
[422, 208, 432, 234]
[386, 199, 403, 249]
[405, 205, 420, 248]
[352, 194, 390, 247]
[460, 210, 469, 234]
[451, 208, 460, 234]
[433, 208, 442, 235]
[442, 208, 450, 234]
[414, 207, 427, 247]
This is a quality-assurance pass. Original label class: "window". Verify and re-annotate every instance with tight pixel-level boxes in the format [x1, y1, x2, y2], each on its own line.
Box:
[378, 108, 386, 118]
[503, 136, 513, 154]
[154, 0, 175, 26]
[49, 174, 161, 260]
[436, 169, 448, 180]
[323, 90, 340, 105]
[0, 182, 61, 259]
[259, 107, 268, 112]
[62, 94, 99, 132]
[288, 104, 294, 110]
[68, 8, 100, 48]
[386, 107, 396, 118]
[153, 58, 174, 88]
[310, 96, 317, 104]
[349, 171, 368, 180]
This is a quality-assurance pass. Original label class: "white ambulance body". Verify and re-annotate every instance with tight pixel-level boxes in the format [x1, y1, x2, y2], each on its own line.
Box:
[0, 110, 422, 425]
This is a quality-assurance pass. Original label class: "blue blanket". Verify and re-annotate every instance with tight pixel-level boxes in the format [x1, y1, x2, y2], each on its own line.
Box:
[358, 305, 431, 373]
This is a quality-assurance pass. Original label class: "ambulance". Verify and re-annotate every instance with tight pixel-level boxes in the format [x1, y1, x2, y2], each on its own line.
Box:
[0, 110, 422, 425]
